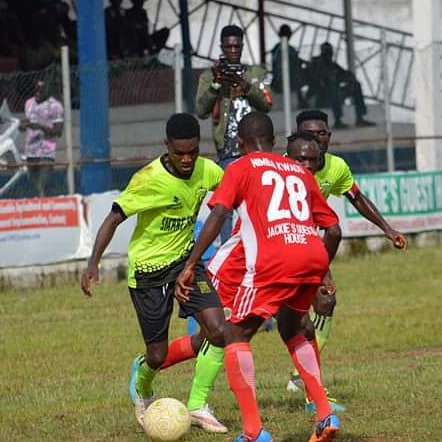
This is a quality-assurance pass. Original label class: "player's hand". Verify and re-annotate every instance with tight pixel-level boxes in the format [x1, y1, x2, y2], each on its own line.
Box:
[313, 274, 336, 316]
[175, 266, 195, 303]
[386, 230, 408, 251]
[320, 274, 336, 296]
[81, 264, 100, 297]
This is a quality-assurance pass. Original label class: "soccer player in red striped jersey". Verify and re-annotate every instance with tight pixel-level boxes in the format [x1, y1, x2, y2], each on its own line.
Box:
[175, 112, 342, 442]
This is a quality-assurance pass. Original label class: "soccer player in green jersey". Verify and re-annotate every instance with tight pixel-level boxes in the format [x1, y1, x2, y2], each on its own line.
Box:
[80, 113, 227, 431]
[283, 109, 408, 410]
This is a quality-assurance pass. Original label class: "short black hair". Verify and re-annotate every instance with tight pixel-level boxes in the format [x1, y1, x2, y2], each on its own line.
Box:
[238, 111, 274, 140]
[166, 113, 200, 140]
[286, 131, 320, 157]
[296, 109, 329, 127]
[278, 24, 292, 38]
[287, 131, 318, 143]
[221, 25, 243, 41]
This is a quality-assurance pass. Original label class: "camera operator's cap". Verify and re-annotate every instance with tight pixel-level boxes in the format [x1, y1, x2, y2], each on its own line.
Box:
[220, 25, 243, 41]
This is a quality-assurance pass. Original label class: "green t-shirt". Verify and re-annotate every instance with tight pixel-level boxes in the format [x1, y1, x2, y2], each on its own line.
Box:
[314, 152, 354, 199]
[115, 156, 223, 288]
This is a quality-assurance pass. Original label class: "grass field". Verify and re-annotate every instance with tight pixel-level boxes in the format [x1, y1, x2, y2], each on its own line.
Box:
[1, 244, 442, 441]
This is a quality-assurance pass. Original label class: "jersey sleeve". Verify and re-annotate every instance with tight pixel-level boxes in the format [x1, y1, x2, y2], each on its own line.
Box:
[114, 169, 156, 217]
[330, 157, 355, 196]
[309, 174, 340, 228]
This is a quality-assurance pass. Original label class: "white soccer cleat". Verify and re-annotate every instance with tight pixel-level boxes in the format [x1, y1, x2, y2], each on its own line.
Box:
[189, 404, 228, 433]
[134, 391, 156, 428]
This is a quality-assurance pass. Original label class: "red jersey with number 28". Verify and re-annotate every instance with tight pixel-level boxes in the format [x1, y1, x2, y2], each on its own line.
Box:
[208, 152, 339, 288]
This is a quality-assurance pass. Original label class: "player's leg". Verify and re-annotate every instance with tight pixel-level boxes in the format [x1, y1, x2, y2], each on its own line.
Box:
[225, 315, 272, 442]
[128, 285, 174, 427]
[226, 284, 293, 442]
[184, 274, 237, 432]
[178, 262, 227, 432]
[279, 285, 341, 441]
[160, 333, 202, 370]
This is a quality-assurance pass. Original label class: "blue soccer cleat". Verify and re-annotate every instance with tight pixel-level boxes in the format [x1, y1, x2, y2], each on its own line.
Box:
[129, 353, 145, 405]
[304, 391, 346, 413]
[234, 428, 273, 442]
[308, 414, 341, 442]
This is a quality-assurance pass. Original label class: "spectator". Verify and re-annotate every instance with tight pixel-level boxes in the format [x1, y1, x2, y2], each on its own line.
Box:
[271, 24, 309, 108]
[195, 24, 272, 243]
[195, 24, 272, 169]
[19, 79, 64, 197]
[105, 0, 125, 60]
[306, 42, 375, 129]
[123, 0, 169, 58]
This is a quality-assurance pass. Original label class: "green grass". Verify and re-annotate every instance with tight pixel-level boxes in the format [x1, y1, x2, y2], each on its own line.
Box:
[1, 245, 442, 441]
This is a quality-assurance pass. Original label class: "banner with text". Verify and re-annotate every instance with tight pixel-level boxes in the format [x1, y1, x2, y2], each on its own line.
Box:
[0, 195, 90, 267]
[328, 170, 442, 237]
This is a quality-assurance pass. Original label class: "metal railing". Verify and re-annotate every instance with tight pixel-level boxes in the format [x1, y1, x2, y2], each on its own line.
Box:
[153, 0, 414, 110]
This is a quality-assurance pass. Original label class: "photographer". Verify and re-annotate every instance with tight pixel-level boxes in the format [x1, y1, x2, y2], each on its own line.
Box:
[195, 25, 272, 169]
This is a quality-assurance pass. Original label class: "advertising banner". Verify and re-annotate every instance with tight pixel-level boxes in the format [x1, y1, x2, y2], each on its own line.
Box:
[0, 195, 90, 267]
[329, 170, 442, 236]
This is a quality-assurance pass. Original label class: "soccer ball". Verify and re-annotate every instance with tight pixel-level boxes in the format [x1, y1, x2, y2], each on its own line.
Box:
[143, 397, 191, 441]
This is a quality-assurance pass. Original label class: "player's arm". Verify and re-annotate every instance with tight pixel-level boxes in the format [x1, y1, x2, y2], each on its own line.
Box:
[321, 223, 341, 263]
[175, 204, 230, 303]
[344, 184, 408, 250]
[81, 204, 126, 297]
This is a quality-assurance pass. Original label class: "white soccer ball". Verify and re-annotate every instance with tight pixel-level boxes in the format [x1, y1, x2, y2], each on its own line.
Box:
[143, 397, 191, 441]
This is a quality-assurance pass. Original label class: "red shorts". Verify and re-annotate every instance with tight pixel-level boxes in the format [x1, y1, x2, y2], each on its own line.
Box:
[229, 282, 320, 324]
[208, 272, 237, 308]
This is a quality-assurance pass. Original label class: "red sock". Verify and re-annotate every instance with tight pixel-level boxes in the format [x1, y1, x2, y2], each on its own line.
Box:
[160, 335, 196, 370]
[225, 342, 262, 440]
[304, 338, 321, 401]
[286, 334, 331, 420]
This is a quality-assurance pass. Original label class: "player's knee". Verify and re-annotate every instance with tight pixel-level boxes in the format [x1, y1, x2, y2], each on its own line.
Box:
[205, 324, 225, 348]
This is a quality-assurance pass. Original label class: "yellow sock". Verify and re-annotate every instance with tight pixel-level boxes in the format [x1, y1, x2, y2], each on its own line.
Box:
[310, 309, 333, 352]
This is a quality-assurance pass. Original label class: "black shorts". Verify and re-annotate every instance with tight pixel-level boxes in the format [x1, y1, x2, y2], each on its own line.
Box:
[129, 259, 222, 344]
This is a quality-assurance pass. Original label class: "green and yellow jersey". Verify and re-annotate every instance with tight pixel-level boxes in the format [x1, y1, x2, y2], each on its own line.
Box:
[115, 156, 223, 288]
[315, 152, 354, 199]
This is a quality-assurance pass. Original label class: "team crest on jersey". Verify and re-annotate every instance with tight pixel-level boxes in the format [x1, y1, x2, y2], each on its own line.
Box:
[169, 196, 183, 209]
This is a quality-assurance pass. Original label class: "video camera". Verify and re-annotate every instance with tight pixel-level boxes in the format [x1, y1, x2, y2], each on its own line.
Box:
[218, 55, 244, 77]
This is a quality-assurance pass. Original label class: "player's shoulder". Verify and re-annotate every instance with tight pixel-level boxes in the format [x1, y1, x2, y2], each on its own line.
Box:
[195, 156, 223, 174]
[133, 156, 163, 181]
[326, 152, 352, 172]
